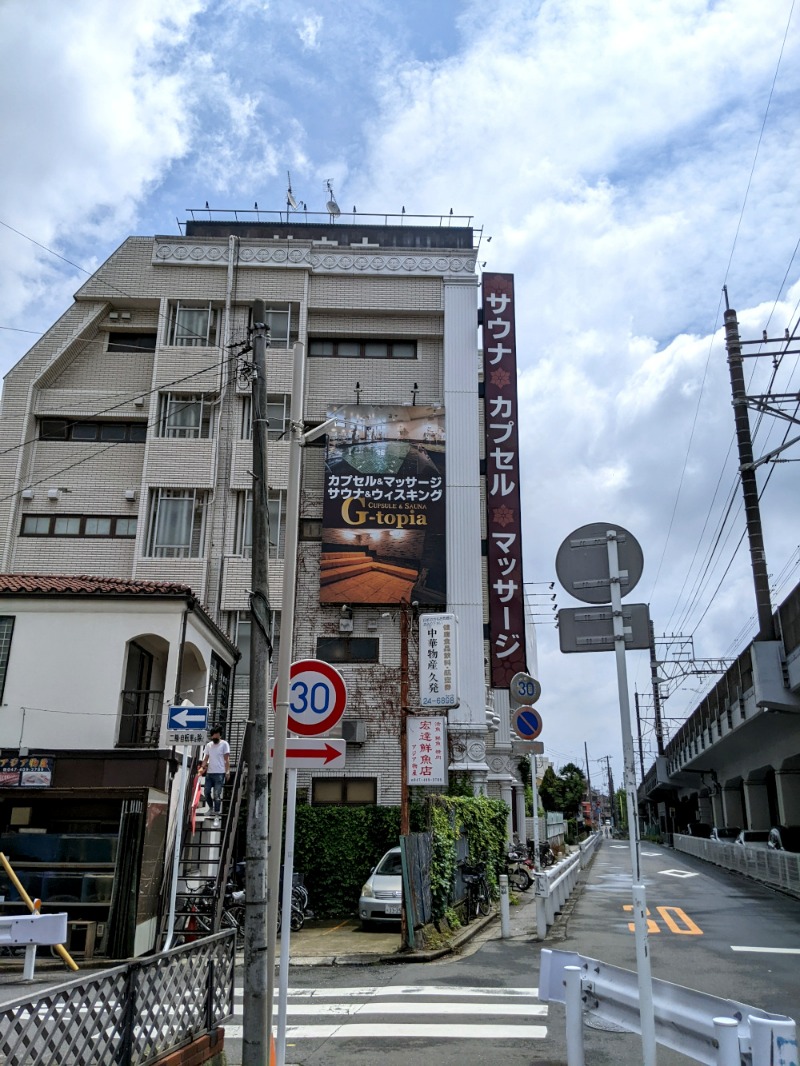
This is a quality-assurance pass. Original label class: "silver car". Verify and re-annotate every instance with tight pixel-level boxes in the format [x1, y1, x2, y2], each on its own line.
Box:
[359, 846, 402, 928]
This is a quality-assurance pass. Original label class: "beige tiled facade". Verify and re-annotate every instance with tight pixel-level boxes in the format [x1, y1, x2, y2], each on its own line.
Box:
[0, 219, 524, 813]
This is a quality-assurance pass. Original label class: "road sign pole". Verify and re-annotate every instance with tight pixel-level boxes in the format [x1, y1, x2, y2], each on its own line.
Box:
[607, 530, 656, 1066]
[276, 765, 298, 1066]
[267, 338, 306, 1051]
[162, 743, 189, 951]
[529, 751, 541, 873]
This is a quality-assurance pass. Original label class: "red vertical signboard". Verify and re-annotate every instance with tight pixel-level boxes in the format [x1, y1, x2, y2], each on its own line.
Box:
[482, 273, 527, 687]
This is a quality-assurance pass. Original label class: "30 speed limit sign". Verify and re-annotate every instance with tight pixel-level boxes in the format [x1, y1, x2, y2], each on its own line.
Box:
[272, 659, 347, 737]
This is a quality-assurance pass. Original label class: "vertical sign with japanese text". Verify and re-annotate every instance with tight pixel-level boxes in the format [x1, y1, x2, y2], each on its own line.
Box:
[407, 716, 448, 786]
[482, 273, 527, 687]
[419, 612, 459, 707]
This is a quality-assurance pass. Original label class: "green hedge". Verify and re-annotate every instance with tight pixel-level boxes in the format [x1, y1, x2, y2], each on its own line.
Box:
[293, 805, 401, 919]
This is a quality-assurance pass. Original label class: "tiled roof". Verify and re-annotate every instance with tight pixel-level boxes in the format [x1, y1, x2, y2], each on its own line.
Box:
[0, 574, 194, 597]
[0, 573, 239, 657]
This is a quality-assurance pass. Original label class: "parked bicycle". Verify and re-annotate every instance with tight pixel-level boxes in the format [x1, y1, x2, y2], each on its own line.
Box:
[505, 848, 534, 891]
[527, 839, 556, 868]
[459, 860, 492, 922]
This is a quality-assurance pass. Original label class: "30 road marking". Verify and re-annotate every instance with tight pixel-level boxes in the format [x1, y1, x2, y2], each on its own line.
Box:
[623, 904, 703, 935]
[730, 946, 800, 955]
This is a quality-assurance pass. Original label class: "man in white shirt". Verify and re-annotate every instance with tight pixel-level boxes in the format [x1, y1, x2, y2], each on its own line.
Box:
[199, 727, 230, 826]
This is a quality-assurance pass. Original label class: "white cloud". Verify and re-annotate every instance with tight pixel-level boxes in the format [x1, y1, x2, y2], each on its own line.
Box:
[297, 13, 323, 50]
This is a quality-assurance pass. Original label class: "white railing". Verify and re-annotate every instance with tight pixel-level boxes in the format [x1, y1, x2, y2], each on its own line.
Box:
[674, 835, 800, 898]
[534, 833, 601, 938]
[540, 948, 797, 1066]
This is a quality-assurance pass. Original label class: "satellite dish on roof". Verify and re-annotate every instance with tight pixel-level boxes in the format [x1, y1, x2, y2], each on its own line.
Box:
[325, 179, 341, 219]
[286, 171, 298, 211]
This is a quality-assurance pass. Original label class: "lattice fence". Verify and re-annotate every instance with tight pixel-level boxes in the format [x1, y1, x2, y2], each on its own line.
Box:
[0, 930, 234, 1065]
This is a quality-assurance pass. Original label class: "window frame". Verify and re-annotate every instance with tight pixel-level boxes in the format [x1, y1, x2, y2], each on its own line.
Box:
[233, 609, 280, 680]
[146, 488, 208, 558]
[39, 419, 147, 443]
[20, 514, 138, 539]
[168, 302, 220, 347]
[235, 489, 286, 558]
[0, 616, 15, 704]
[239, 393, 290, 441]
[157, 393, 216, 440]
[107, 332, 157, 353]
[311, 777, 377, 806]
[246, 305, 292, 349]
[315, 636, 380, 664]
[308, 339, 417, 360]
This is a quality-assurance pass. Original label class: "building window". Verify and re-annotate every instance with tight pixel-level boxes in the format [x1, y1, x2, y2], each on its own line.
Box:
[107, 333, 157, 353]
[235, 489, 285, 558]
[0, 617, 15, 704]
[39, 420, 147, 443]
[157, 393, 215, 439]
[315, 637, 379, 663]
[312, 777, 377, 806]
[20, 514, 138, 538]
[239, 394, 290, 441]
[168, 302, 220, 347]
[233, 609, 280, 681]
[247, 305, 292, 348]
[146, 489, 207, 558]
[209, 653, 231, 719]
[308, 339, 417, 359]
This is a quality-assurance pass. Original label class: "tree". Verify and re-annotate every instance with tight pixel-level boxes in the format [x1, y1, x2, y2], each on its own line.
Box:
[557, 763, 587, 819]
[615, 787, 628, 831]
[538, 766, 564, 811]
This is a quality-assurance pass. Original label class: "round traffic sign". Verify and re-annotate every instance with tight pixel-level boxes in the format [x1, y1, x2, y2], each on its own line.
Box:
[555, 521, 644, 604]
[510, 671, 541, 706]
[513, 706, 543, 741]
[272, 659, 347, 737]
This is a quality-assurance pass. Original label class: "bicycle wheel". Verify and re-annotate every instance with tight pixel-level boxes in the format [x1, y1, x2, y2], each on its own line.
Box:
[290, 905, 305, 932]
[477, 883, 491, 916]
[509, 868, 532, 892]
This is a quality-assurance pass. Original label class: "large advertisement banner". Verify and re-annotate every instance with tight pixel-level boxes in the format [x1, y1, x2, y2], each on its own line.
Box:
[482, 273, 528, 687]
[321, 404, 446, 605]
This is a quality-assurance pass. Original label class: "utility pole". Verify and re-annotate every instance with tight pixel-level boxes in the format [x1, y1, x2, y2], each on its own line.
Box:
[648, 620, 665, 755]
[634, 690, 646, 782]
[605, 755, 614, 827]
[723, 298, 775, 640]
[242, 300, 271, 1066]
[584, 742, 592, 827]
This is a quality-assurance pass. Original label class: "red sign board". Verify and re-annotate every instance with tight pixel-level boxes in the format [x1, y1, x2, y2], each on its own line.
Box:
[482, 273, 527, 687]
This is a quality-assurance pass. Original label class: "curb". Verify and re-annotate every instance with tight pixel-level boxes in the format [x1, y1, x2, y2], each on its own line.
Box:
[378, 909, 497, 964]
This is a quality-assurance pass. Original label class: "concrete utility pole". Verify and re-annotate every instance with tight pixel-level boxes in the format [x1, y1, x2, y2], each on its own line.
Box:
[634, 690, 646, 783]
[399, 601, 410, 949]
[242, 300, 271, 1066]
[648, 620, 665, 755]
[605, 755, 614, 826]
[723, 299, 775, 641]
[584, 742, 592, 827]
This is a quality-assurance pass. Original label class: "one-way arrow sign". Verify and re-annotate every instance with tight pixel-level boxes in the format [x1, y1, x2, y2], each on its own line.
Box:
[268, 738, 346, 770]
[168, 705, 210, 729]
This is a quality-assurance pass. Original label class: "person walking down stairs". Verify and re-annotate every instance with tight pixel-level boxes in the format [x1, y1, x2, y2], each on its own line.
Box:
[199, 727, 230, 827]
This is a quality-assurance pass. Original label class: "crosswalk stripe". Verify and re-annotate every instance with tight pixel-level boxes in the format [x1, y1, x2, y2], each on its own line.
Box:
[228, 1001, 546, 1018]
[233, 984, 538, 1000]
[223, 1023, 549, 1040]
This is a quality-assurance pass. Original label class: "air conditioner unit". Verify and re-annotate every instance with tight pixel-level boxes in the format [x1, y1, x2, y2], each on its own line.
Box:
[338, 618, 354, 633]
[342, 720, 367, 745]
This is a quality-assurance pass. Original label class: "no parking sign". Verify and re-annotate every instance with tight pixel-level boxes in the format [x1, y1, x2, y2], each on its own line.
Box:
[513, 706, 543, 741]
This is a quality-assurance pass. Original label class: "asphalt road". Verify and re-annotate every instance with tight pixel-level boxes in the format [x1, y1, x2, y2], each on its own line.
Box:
[223, 840, 800, 1066]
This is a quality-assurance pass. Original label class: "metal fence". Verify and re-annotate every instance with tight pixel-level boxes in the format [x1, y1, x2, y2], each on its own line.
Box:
[674, 834, 800, 898]
[0, 930, 235, 1066]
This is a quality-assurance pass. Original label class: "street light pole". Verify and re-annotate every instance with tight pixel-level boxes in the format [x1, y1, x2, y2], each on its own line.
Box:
[399, 601, 410, 949]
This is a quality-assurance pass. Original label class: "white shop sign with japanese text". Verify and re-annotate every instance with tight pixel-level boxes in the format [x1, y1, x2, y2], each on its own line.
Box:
[407, 716, 448, 786]
[419, 612, 460, 707]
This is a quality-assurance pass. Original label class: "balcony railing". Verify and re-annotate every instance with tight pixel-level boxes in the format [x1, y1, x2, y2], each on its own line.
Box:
[117, 689, 165, 748]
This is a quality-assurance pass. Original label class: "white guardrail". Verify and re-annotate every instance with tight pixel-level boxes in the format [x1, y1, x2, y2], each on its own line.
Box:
[674, 835, 800, 898]
[0, 912, 68, 979]
[535, 832, 602, 939]
[540, 948, 798, 1066]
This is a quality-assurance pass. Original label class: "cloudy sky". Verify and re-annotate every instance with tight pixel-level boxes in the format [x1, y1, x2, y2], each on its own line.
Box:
[2, 0, 799, 787]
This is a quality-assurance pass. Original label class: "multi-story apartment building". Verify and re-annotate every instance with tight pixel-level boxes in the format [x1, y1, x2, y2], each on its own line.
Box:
[0, 212, 532, 833]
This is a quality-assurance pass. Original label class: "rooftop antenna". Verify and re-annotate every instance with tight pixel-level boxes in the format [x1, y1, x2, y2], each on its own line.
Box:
[325, 180, 341, 220]
[286, 171, 298, 212]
